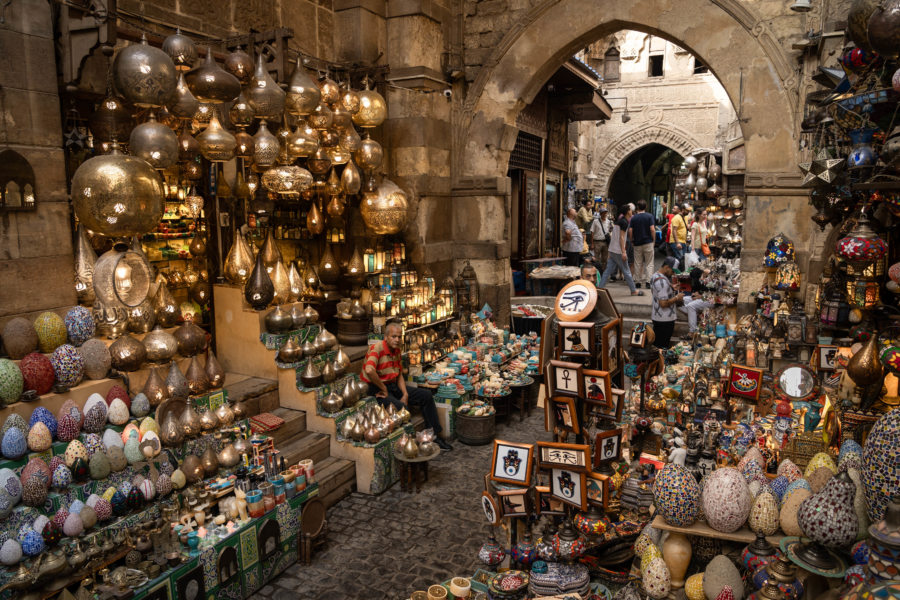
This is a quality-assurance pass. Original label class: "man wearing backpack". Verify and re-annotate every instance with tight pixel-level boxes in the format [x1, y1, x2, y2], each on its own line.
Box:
[590, 206, 612, 273]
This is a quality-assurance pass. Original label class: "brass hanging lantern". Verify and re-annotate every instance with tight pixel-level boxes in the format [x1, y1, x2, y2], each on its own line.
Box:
[331, 106, 352, 129]
[74, 224, 97, 306]
[183, 160, 202, 181]
[93, 241, 153, 309]
[245, 251, 275, 310]
[326, 195, 345, 218]
[309, 104, 334, 130]
[285, 58, 321, 116]
[318, 75, 340, 106]
[193, 102, 214, 126]
[346, 246, 365, 282]
[340, 85, 360, 114]
[360, 178, 409, 235]
[847, 333, 883, 386]
[129, 113, 179, 170]
[185, 192, 204, 220]
[261, 165, 313, 197]
[216, 163, 232, 197]
[153, 281, 180, 327]
[325, 169, 342, 195]
[327, 146, 351, 165]
[224, 46, 254, 85]
[178, 124, 201, 161]
[189, 230, 207, 256]
[318, 244, 340, 285]
[352, 79, 387, 128]
[205, 349, 225, 389]
[247, 53, 285, 120]
[179, 401, 201, 436]
[185, 47, 241, 104]
[306, 201, 325, 235]
[288, 262, 302, 302]
[288, 122, 319, 158]
[341, 161, 362, 195]
[197, 113, 237, 162]
[260, 228, 283, 273]
[338, 126, 361, 153]
[224, 233, 253, 285]
[229, 92, 255, 128]
[319, 127, 340, 148]
[113, 34, 178, 108]
[253, 120, 280, 169]
[461, 260, 480, 312]
[89, 93, 134, 145]
[170, 73, 201, 120]
[143, 366, 169, 406]
[162, 28, 197, 71]
[270, 260, 291, 304]
[233, 131, 253, 160]
[234, 169, 252, 200]
[354, 132, 383, 172]
[307, 146, 332, 176]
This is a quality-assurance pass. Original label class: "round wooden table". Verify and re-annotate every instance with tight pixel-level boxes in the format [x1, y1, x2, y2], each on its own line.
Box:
[393, 447, 440, 493]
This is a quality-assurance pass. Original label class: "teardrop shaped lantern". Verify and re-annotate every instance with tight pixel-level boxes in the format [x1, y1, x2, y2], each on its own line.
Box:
[354, 132, 384, 172]
[341, 161, 362, 195]
[308, 146, 332, 176]
[285, 59, 322, 116]
[130, 113, 179, 170]
[260, 229, 283, 273]
[185, 48, 241, 104]
[229, 92, 255, 128]
[153, 282, 180, 327]
[352, 80, 387, 128]
[307, 202, 325, 235]
[326, 169, 342, 195]
[287, 122, 319, 158]
[346, 246, 365, 281]
[288, 262, 302, 301]
[339, 126, 361, 153]
[253, 120, 280, 169]
[162, 28, 197, 71]
[341, 86, 361, 114]
[170, 73, 200, 121]
[196, 113, 236, 162]
[71, 144, 165, 237]
[327, 195, 345, 218]
[224, 232, 254, 284]
[245, 252, 275, 310]
[270, 261, 291, 304]
[234, 130, 254, 159]
[89, 93, 134, 144]
[309, 104, 334, 130]
[113, 35, 177, 108]
[234, 170, 252, 200]
[247, 53, 285, 120]
[224, 46, 254, 85]
[361, 178, 409, 235]
[74, 224, 97, 306]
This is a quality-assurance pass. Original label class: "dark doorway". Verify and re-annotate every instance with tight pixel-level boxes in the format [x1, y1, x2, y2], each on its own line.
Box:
[607, 144, 682, 217]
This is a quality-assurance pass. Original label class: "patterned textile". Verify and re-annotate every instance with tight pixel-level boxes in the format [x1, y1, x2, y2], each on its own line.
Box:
[250, 413, 285, 434]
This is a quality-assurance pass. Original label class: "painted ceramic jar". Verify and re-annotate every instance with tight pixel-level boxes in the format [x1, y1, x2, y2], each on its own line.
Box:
[50, 344, 84, 389]
[653, 464, 701, 527]
[477, 535, 505, 566]
[867, 498, 900, 583]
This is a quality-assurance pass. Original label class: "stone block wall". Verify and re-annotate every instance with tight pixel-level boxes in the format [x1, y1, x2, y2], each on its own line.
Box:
[0, 0, 76, 327]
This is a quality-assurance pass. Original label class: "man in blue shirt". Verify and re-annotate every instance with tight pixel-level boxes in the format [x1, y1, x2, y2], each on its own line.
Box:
[629, 200, 656, 289]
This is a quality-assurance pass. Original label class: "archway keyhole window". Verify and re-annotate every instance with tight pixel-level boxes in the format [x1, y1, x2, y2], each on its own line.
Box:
[0, 149, 37, 211]
[603, 47, 620, 82]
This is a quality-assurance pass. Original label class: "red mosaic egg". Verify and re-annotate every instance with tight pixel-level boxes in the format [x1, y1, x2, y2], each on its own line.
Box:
[104, 385, 130, 410]
[51, 509, 68, 530]
[56, 399, 83, 429]
[57, 414, 80, 442]
[93, 498, 112, 521]
[21, 458, 51, 488]
[48, 455, 65, 473]
[19, 353, 55, 395]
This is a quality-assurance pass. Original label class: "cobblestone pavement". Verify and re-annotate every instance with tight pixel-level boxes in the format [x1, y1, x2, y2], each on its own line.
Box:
[252, 407, 552, 600]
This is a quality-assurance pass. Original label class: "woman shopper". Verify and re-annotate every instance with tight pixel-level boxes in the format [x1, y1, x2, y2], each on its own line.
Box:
[690, 209, 711, 262]
[599, 204, 644, 296]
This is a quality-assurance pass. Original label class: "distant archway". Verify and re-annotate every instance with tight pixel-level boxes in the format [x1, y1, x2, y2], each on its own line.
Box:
[596, 125, 700, 196]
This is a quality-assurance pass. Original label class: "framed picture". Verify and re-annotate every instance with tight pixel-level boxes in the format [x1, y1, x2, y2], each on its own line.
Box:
[497, 488, 531, 518]
[546, 360, 584, 398]
[595, 287, 619, 320]
[481, 491, 500, 525]
[558, 321, 594, 359]
[535, 485, 566, 516]
[630, 322, 648, 348]
[491, 440, 535, 487]
[593, 429, 623, 468]
[816, 345, 838, 372]
[537, 441, 590, 471]
[726, 364, 764, 402]
[601, 319, 622, 373]
[548, 396, 580, 434]
[586, 471, 610, 509]
[593, 387, 625, 423]
[550, 467, 587, 511]
[583, 369, 612, 409]
[554, 279, 598, 322]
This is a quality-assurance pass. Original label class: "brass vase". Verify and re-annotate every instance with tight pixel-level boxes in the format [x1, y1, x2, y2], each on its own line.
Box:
[185, 355, 210, 395]
[174, 321, 207, 356]
[160, 411, 184, 447]
[143, 366, 169, 406]
[285, 58, 321, 116]
[300, 360, 322, 388]
[166, 360, 189, 401]
[144, 325, 177, 363]
[215, 402, 234, 427]
[110, 334, 147, 371]
[270, 260, 291, 305]
[74, 224, 97, 306]
[247, 53, 285, 120]
[153, 282, 180, 328]
[201, 444, 219, 474]
[847, 335, 883, 386]
[205, 349, 225, 389]
[260, 229, 283, 273]
[200, 409, 219, 431]
[244, 252, 275, 310]
[224, 232, 254, 285]
[179, 402, 202, 437]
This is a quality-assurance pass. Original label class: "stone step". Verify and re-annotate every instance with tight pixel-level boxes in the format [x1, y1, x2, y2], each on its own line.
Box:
[223, 376, 279, 417]
[314, 456, 357, 509]
[278, 430, 332, 466]
[268, 407, 307, 446]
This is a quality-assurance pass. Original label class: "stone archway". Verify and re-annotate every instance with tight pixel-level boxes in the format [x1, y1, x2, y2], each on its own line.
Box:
[594, 124, 701, 196]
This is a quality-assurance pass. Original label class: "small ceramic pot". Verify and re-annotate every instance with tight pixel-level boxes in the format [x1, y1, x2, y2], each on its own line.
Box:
[299, 459, 315, 483]
[269, 475, 286, 505]
[281, 470, 296, 498]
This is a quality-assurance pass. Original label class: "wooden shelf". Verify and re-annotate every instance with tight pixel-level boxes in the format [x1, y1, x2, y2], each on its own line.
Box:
[651, 515, 785, 546]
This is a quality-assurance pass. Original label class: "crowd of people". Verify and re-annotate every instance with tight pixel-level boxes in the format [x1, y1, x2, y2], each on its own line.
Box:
[562, 198, 716, 349]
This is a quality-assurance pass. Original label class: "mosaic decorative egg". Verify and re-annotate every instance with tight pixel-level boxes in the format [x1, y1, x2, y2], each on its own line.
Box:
[852, 540, 869, 565]
[741, 458, 763, 483]
[83, 433, 105, 457]
[101, 486, 116, 501]
[68, 500, 84, 516]
[808, 466, 834, 493]
[768, 476, 790, 503]
[21, 476, 47, 507]
[139, 416, 159, 437]
[78, 338, 111, 380]
[107, 398, 129, 425]
[846, 468, 870, 539]
[653, 464, 701, 527]
[107, 446, 127, 471]
[862, 407, 900, 522]
[102, 428, 123, 449]
[64, 440, 88, 467]
[93, 498, 112, 521]
[840, 452, 864, 475]
[840, 439, 863, 463]
[156, 473, 172, 496]
[34, 312, 67, 353]
[748, 491, 779, 536]
[57, 398, 83, 428]
[64, 306, 95, 346]
[738, 446, 765, 471]
[27, 422, 52, 452]
[641, 543, 663, 572]
[130, 393, 150, 417]
[19, 528, 44, 556]
[80, 505, 97, 529]
[777, 459, 802, 482]
[132, 474, 144, 488]
[642, 556, 671, 599]
[89, 452, 110, 480]
[27, 407, 56, 441]
[105, 385, 130, 409]
[19, 353, 55, 395]
[119, 480, 133, 496]
[1, 413, 27, 439]
[159, 455, 175, 475]
[85, 493, 101, 508]
[22, 457, 51, 486]
[780, 488, 811, 536]
[703, 468, 752, 533]
[71, 457, 89, 481]
[50, 344, 84, 388]
[42, 521, 62, 546]
[111, 490, 128, 515]
[139, 478, 155, 500]
[170, 469, 186, 489]
[685, 573, 704, 600]
[797, 475, 859, 547]
[120, 423, 139, 444]
[124, 436, 142, 464]
[139, 430, 161, 458]
[703, 555, 744, 600]
[82, 402, 107, 433]
[0, 488, 14, 519]
[844, 564, 866, 587]
[62, 512, 84, 537]
[2, 317, 38, 359]
[0, 468, 21, 504]
[0, 359, 24, 405]
[57, 414, 79, 442]
[782, 479, 812, 505]
[0, 538, 22, 565]
[1, 427, 26, 460]
[48, 455, 64, 472]
[805, 452, 837, 478]
[51, 464, 72, 489]
[32, 515, 49, 533]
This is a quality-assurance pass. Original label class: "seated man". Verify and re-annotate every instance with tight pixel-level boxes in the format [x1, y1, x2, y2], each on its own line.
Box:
[362, 320, 452, 450]
[681, 266, 715, 334]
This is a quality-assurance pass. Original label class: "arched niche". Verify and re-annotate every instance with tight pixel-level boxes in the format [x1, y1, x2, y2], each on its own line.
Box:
[0, 149, 37, 210]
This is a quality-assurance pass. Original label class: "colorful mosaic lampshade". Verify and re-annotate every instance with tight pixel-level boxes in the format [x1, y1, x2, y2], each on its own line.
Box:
[764, 233, 795, 268]
[775, 261, 802, 291]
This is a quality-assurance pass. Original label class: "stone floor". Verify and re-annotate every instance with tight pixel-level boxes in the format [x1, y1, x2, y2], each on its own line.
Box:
[252, 408, 552, 600]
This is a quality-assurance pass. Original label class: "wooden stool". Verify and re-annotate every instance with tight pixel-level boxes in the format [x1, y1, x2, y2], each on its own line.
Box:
[298, 498, 326, 564]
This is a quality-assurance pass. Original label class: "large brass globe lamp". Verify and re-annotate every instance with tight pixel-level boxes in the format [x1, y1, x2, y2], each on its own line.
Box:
[360, 178, 409, 235]
[129, 113, 179, 170]
[352, 81, 387, 128]
[113, 35, 178, 108]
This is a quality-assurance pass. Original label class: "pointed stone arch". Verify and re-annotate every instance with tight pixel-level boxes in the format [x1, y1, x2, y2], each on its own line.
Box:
[595, 124, 701, 196]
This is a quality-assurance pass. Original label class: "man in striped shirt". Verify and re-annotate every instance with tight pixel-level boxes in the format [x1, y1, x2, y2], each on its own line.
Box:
[362, 321, 452, 451]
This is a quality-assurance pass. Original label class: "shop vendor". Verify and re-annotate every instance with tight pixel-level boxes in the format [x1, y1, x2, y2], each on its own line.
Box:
[362, 320, 453, 451]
